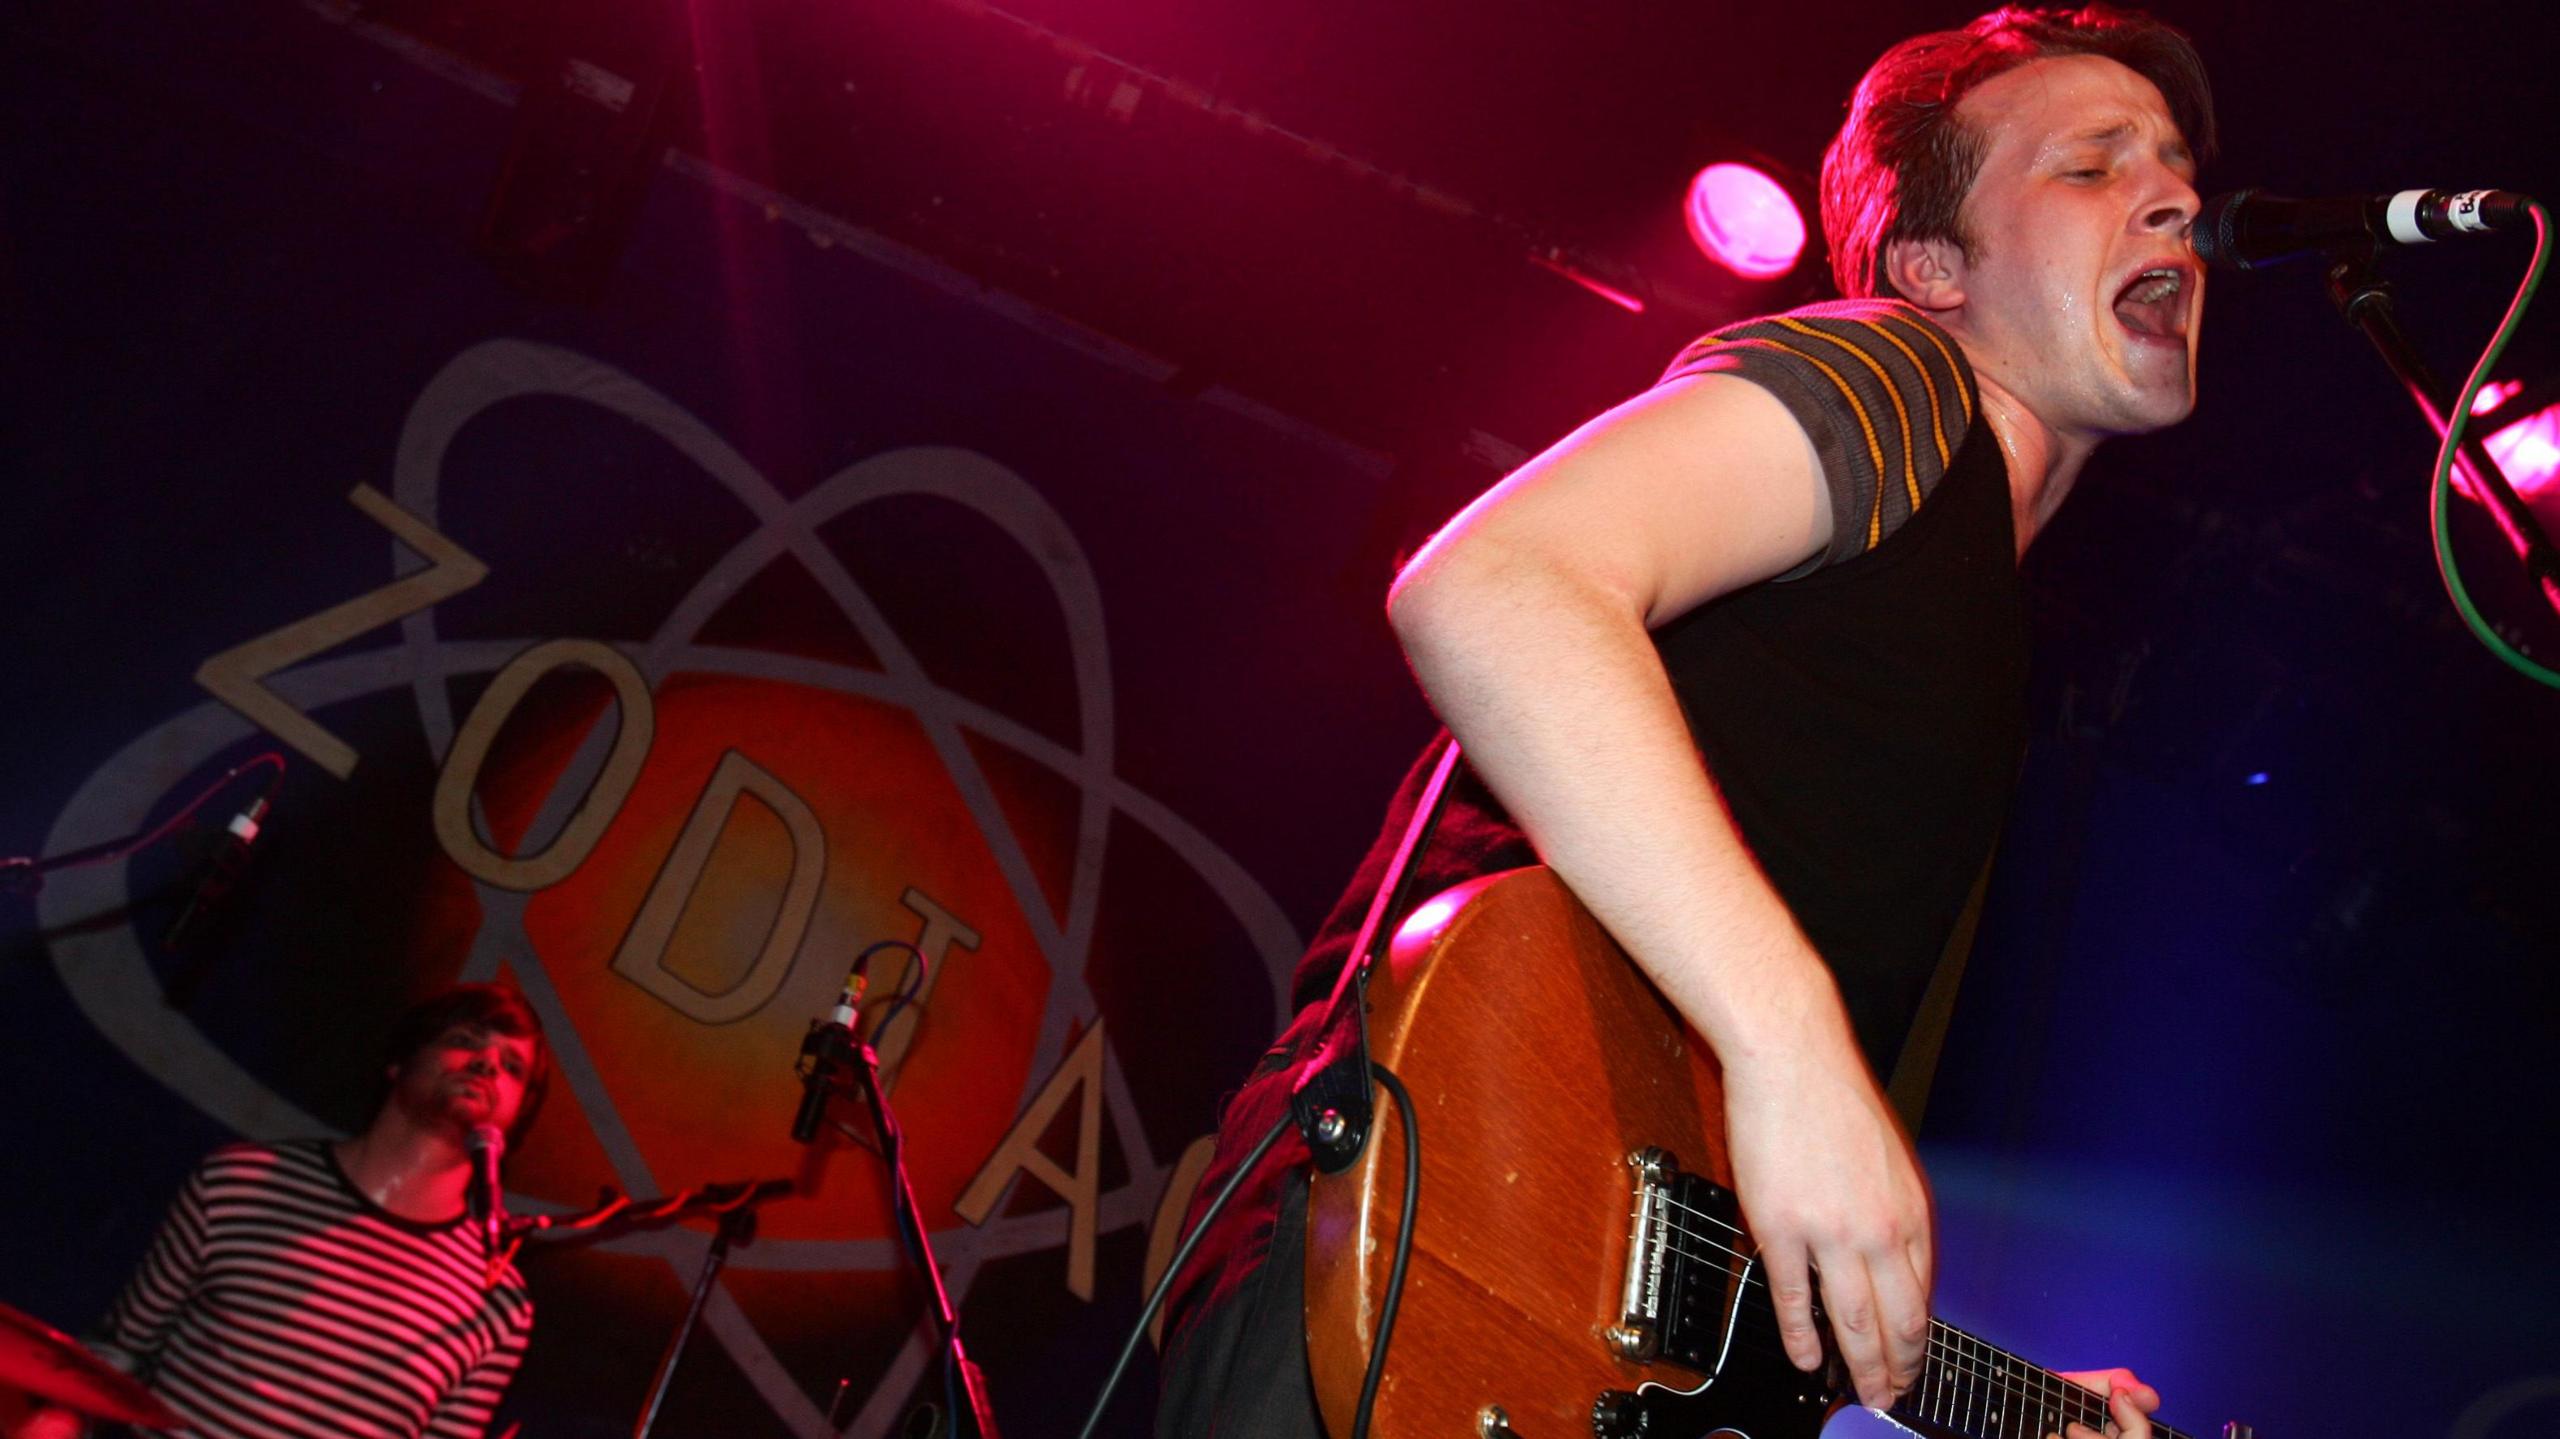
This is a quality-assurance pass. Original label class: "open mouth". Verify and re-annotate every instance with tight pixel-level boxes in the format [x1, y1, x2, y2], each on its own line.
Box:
[2112, 264, 2190, 342]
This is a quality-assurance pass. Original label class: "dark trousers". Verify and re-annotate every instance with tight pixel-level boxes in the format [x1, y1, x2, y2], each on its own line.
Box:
[1154, 1170, 1322, 1438]
[1154, 1020, 1327, 1439]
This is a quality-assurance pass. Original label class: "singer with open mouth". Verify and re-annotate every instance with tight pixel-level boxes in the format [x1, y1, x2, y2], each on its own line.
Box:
[14, 985, 548, 1439]
[1155, 7, 2211, 1438]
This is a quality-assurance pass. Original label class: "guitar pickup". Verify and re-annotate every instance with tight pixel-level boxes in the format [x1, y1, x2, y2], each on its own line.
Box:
[1609, 1147, 1734, 1375]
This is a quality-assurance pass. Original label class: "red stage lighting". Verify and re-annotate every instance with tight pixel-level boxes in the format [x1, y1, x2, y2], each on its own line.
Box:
[1685, 162, 1805, 280]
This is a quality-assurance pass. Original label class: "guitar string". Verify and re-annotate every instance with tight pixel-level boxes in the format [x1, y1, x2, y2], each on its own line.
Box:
[1605, 1179, 2176, 1438]
[1642, 1187, 2109, 1419]
[1905, 1327, 2122, 1439]
[1625, 1205, 2128, 1437]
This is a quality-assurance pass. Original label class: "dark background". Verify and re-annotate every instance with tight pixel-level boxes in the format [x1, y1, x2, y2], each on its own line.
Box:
[4, 0, 2556, 1435]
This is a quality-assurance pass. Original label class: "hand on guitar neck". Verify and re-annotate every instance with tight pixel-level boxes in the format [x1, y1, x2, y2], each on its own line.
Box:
[1722, 1023, 2160, 1438]
[2055, 1368, 2164, 1439]
[1717, 1008, 1936, 1412]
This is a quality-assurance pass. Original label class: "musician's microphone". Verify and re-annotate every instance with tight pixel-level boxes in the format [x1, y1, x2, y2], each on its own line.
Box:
[790, 969, 867, 1143]
[164, 796, 269, 952]
[466, 1124, 506, 1254]
[2192, 187, 2532, 270]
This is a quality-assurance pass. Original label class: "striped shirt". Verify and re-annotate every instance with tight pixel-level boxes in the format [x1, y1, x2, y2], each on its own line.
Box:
[1661, 297, 1980, 577]
[95, 1140, 532, 1439]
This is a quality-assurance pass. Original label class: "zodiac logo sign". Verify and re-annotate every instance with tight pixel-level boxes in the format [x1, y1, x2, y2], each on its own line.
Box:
[39, 340, 1299, 1437]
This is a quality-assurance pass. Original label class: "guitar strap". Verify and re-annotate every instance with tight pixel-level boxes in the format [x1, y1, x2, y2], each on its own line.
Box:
[1883, 832, 2003, 1131]
[1288, 732, 1466, 1174]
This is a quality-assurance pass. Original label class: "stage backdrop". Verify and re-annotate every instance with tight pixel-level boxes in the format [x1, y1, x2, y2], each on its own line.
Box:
[1, 5, 1440, 1436]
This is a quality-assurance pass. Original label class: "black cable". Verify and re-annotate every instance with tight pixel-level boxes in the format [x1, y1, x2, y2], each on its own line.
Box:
[1072, 1109, 1295, 1439]
[1069, 1060, 1418, 1439]
[854, 938, 932, 997]
[943, 1339, 961, 1438]
[852, 940, 930, 1065]
[850, 1051, 985, 1437]
[874, 1082, 953, 1425]
[869, 992, 923, 1050]
[1, 751, 286, 896]
[799, 951, 977, 1433]
[1350, 1063, 1417, 1439]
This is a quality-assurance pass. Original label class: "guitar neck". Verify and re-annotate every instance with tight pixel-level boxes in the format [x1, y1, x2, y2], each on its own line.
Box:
[1891, 1318, 2192, 1439]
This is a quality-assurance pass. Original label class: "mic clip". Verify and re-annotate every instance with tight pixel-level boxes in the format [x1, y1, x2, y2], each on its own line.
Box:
[792, 1015, 873, 1144]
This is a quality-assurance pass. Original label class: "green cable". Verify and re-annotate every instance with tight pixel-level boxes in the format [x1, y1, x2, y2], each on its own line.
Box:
[2429, 200, 2557, 688]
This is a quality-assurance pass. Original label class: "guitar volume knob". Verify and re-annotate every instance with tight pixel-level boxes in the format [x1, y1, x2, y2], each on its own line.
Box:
[1591, 1389, 1645, 1436]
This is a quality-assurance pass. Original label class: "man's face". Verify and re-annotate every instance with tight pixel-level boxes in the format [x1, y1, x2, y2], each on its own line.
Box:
[1936, 53, 2203, 439]
[390, 1022, 537, 1138]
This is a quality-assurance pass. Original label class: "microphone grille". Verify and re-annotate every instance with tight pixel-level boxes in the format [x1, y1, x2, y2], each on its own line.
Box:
[468, 1123, 506, 1157]
[2192, 188, 2257, 266]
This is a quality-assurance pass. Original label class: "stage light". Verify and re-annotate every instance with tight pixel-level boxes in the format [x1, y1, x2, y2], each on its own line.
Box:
[2472, 378, 2524, 415]
[2463, 378, 2560, 506]
[1685, 162, 1805, 280]
[2483, 401, 2560, 500]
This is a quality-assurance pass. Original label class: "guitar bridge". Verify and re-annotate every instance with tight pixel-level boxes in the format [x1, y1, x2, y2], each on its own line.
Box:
[1610, 1147, 1736, 1375]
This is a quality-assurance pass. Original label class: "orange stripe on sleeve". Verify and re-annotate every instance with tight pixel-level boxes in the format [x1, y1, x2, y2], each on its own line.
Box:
[1851, 319, 1949, 471]
[1777, 316, 1919, 514]
[1879, 309, 1973, 423]
[1708, 335, 1890, 550]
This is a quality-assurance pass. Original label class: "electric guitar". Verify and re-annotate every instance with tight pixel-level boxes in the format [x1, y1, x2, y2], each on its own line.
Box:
[1303, 866, 2251, 1439]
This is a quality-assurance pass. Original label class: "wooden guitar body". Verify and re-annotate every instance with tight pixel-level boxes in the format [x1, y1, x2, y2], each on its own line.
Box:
[1303, 866, 2235, 1439]
[1303, 866, 1838, 1439]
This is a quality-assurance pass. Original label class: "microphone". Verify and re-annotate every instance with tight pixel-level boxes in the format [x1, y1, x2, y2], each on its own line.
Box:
[164, 796, 270, 952]
[466, 1124, 507, 1255]
[791, 968, 867, 1143]
[2193, 187, 2532, 270]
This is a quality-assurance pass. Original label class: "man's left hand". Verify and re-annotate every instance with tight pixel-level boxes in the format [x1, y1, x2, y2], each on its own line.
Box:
[2054, 1368, 2159, 1439]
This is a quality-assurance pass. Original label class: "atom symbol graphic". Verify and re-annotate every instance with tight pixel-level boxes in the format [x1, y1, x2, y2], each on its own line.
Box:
[39, 339, 1304, 1437]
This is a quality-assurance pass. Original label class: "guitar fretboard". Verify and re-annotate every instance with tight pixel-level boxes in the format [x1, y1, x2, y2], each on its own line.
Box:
[1892, 1319, 2192, 1439]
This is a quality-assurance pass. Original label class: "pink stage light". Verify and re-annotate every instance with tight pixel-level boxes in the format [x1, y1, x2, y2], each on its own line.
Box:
[2454, 378, 2560, 508]
[1686, 162, 1806, 280]
[2483, 398, 2560, 501]
[2472, 378, 2525, 416]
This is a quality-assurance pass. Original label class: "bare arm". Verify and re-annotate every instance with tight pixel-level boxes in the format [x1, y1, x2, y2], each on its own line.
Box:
[1388, 370, 1931, 1407]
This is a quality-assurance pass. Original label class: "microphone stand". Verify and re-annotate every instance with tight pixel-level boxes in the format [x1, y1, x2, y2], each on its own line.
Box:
[800, 1023, 1002, 1439]
[632, 1203, 758, 1439]
[492, 1178, 793, 1438]
[2325, 245, 2560, 618]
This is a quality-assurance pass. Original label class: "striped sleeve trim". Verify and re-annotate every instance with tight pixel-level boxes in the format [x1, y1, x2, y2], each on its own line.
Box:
[1659, 298, 1979, 574]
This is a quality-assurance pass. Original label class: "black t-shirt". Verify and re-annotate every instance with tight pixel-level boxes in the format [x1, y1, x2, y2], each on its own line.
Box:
[1160, 301, 2030, 1349]
[1288, 298, 2024, 1072]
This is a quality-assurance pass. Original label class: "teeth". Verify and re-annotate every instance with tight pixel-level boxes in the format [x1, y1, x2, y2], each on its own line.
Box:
[2123, 269, 2181, 303]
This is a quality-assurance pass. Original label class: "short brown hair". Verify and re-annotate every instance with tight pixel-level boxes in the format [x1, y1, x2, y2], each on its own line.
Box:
[1821, 5, 2216, 300]
[380, 982, 552, 1142]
